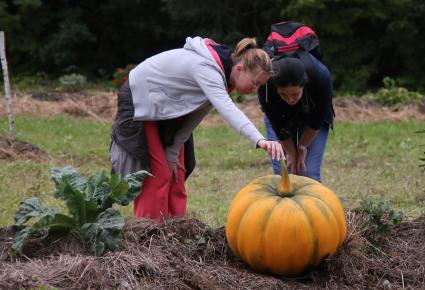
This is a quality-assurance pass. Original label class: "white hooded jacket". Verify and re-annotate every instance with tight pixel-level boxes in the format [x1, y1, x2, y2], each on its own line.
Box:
[129, 36, 265, 162]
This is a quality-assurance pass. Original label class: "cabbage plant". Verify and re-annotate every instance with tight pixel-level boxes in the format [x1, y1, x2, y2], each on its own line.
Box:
[13, 166, 150, 255]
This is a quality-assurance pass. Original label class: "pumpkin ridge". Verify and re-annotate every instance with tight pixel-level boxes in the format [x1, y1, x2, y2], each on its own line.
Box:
[290, 195, 318, 267]
[307, 195, 332, 222]
[260, 197, 281, 272]
[292, 196, 319, 268]
[236, 195, 277, 262]
[252, 186, 276, 197]
[260, 196, 281, 232]
[299, 191, 345, 245]
[309, 195, 340, 240]
[295, 195, 341, 265]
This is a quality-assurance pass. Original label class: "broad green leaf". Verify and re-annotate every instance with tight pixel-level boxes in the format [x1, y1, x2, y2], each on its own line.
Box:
[13, 228, 30, 253]
[51, 167, 99, 224]
[14, 197, 56, 226]
[86, 171, 131, 210]
[59, 183, 98, 225]
[86, 171, 114, 209]
[13, 213, 75, 253]
[121, 170, 151, 206]
[109, 174, 131, 206]
[80, 208, 124, 255]
[32, 213, 76, 233]
[51, 166, 87, 200]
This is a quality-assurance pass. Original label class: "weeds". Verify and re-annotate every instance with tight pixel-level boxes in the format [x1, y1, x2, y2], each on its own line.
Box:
[360, 198, 403, 252]
[58, 73, 87, 91]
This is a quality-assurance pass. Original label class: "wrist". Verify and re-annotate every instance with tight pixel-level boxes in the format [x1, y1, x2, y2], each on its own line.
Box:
[256, 138, 266, 148]
[298, 144, 307, 151]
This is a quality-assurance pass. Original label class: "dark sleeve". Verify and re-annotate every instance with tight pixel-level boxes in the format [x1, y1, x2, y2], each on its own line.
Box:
[112, 82, 150, 166]
[258, 82, 292, 141]
[184, 134, 196, 180]
[305, 59, 333, 130]
[157, 120, 196, 180]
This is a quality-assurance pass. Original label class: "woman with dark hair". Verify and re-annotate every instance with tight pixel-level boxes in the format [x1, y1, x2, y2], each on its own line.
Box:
[258, 55, 333, 182]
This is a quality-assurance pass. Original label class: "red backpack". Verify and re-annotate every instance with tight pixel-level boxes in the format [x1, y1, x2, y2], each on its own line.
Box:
[263, 21, 322, 60]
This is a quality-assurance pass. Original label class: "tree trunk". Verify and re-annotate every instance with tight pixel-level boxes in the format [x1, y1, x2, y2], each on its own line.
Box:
[0, 31, 15, 137]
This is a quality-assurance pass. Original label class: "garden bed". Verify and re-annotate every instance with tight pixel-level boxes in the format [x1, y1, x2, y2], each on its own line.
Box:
[1, 210, 424, 289]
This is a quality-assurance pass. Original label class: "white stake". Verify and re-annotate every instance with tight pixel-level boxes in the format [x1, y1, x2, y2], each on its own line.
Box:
[0, 31, 15, 137]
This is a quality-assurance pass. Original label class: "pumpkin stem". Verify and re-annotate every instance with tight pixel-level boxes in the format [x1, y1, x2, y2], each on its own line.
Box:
[279, 160, 293, 196]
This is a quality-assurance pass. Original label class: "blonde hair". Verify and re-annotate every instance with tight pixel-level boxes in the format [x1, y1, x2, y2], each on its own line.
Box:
[232, 38, 272, 73]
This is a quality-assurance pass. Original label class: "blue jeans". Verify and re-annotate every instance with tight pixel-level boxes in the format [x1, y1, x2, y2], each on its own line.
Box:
[264, 116, 329, 182]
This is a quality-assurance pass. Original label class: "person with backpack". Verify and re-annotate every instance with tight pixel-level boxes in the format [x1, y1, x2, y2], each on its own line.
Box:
[110, 36, 284, 221]
[259, 22, 334, 182]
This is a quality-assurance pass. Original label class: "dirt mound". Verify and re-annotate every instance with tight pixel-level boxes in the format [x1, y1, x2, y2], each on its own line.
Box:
[0, 211, 424, 289]
[333, 97, 425, 122]
[0, 136, 50, 162]
[1, 90, 424, 125]
[0, 90, 117, 122]
[201, 96, 425, 127]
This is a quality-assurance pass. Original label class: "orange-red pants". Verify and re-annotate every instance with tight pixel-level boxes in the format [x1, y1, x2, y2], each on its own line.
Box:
[133, 121, 187, 221]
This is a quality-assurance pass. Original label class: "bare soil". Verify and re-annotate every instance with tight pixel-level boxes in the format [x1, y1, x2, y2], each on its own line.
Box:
[0, 136, 50, 162]
[0, 211, 424, 289]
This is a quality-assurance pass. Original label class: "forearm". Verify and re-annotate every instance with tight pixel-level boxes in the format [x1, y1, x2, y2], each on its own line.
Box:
[193, 65, 264, 146]
[298, 127, 319, 147]
[165, 102, 212, 163]
[281, 138, 297, 156]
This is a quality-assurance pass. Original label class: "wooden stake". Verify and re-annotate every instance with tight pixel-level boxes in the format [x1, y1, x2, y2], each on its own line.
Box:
[0, 31, 15, 137]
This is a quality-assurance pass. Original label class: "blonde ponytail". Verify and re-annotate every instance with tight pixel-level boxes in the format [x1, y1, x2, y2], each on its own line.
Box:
[232, 37, 272, 73]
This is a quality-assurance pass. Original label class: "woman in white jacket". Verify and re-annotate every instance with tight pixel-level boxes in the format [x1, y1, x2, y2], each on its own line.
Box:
[110, 36, 284, 221]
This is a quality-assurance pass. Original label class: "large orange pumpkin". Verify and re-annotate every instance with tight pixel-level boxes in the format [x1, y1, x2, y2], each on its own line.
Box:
[225, 165, 347, 276]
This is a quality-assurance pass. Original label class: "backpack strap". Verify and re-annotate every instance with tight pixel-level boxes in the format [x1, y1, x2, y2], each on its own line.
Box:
[297, 50, 316, 80]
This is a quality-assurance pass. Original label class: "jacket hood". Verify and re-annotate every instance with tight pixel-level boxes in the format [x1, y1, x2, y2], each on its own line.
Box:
[183, 36, 217, 63]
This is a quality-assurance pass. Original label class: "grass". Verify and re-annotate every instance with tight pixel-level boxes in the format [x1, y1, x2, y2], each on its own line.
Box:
[0, 116, 424, 228]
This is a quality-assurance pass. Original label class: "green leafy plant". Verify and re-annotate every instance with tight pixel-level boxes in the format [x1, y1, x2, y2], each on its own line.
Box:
[360, 198, 403, 249]
[13, 166, 150, 255]
[58, 73, 87, 91]
[113, 64, 134, 88]
[370, 77, 422, 106]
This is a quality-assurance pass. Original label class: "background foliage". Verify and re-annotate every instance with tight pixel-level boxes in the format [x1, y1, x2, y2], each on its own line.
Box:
[1, 0, 424, 92]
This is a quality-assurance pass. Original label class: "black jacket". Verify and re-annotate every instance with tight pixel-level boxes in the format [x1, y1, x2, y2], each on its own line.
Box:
[258, 54, 334, 141]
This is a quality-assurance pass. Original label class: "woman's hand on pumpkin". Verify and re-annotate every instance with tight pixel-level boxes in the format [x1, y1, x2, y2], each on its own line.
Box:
[167, 161, 186, 183]
[257, 140, 285, 161]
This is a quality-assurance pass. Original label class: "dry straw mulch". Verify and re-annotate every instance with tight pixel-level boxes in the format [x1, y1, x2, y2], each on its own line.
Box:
[0, 210, 424, 290]
[2, 91, 425, 125]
